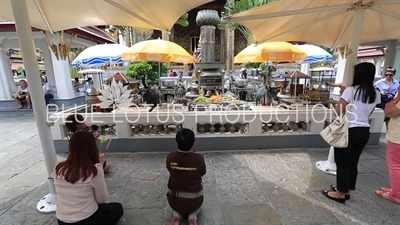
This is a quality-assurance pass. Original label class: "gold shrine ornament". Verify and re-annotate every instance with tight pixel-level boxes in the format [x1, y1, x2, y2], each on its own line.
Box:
[41, 30, 77, 61]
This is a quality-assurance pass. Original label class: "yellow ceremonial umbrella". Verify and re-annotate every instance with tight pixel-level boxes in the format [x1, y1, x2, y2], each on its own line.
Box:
[234, 42, 307, 63]
[122, 38, 194, 63]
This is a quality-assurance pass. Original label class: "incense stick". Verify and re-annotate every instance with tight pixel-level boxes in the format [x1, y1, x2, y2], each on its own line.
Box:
[103, 137, 113, 155]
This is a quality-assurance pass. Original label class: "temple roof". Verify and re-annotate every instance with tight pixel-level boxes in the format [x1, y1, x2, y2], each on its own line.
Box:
[0, 19, 116, 44]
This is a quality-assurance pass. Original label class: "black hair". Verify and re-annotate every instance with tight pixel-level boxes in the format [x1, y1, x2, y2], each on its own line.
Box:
[352, 62, 377, 104]
[386, 66, 396, 74]
[175, 128, 195, 151]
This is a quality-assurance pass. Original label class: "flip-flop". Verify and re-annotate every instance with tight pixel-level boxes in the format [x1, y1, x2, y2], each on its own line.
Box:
[375, 190, 400, 204]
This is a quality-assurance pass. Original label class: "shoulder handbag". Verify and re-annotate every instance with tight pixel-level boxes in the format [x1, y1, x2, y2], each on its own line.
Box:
[320, 87, 354, 148]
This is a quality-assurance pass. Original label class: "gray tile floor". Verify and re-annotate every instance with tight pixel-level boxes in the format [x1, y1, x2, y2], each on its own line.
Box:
[0, 111, 399, 225]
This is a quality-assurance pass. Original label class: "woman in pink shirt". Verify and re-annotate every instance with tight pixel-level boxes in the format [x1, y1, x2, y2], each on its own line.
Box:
[52, 131, 123, 225]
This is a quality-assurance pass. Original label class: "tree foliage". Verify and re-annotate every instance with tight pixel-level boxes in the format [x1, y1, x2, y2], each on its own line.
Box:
[126, 61, 168, 88]
[220, 0, 275, 44]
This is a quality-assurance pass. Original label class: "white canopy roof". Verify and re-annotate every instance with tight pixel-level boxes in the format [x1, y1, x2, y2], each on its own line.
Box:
[222, 0, 400, 48]
[0, 0, 213, 32]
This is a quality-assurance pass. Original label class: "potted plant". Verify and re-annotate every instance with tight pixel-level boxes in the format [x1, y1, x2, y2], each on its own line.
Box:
[126, 61, 168, 89]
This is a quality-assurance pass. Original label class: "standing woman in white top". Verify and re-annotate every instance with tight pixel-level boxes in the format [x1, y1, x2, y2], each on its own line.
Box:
[52, 131, 123, 225]
[14, 80, 32, 109]
[322, 62, 380, 203]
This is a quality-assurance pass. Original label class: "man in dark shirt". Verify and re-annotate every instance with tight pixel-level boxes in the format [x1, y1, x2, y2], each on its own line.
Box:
[166, 128, 206, 225]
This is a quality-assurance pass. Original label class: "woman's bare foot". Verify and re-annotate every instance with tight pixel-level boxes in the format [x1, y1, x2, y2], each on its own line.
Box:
[170, 212, 180, 225]
[188, 215, 197, 225]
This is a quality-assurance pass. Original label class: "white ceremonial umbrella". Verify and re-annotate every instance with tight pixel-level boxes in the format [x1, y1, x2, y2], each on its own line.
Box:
[72, 44, 128, 67]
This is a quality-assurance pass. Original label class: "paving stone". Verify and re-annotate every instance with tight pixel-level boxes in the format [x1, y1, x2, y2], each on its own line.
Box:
[104, 154, 143, 187]
[4, 161, 48, 187]
[261, 180, 340, 225]
[216, 168, 269, 204]
[121, 173, 168, 209]
[284, 161, 336, 191]
[204, 151, 249, 170]
[0, 210, 53, 225]
[244, 153, 298, 183]
[133, 153, 168, 172]
[8, 183, 49, 211]
[359, 159, 389, 179]
[222, 203, 282, 225]
[131, 172, 161, 181]
[118, 208, 165, 225]
[0, 185, 34, 215]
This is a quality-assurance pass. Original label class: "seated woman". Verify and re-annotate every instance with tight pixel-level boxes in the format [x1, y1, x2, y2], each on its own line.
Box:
[52, 131, 123, 225]
[65, 114, 111, 173]
[14, 80, 31, 109]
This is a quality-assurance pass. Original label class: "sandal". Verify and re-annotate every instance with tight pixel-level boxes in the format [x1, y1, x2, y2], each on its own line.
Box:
[375, 190, 400, 204]
[330, 185, 350, 200]
[380, 187, 391, 192]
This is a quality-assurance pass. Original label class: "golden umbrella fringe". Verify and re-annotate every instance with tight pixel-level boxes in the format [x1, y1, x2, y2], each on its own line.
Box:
[41, 30, 77, 61]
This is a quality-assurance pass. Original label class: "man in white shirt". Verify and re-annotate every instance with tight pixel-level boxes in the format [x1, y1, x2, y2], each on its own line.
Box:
[42, 76, 54, 105]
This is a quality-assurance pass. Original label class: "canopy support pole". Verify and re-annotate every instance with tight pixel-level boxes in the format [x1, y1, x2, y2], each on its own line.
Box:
[222, 3, 349, 23]
[33, 0, 54, 34]
[371, 6, 400, 20]
[11, 0, 57, 213]
[103, 0, 167, 32]
[316, 8, 366, 176]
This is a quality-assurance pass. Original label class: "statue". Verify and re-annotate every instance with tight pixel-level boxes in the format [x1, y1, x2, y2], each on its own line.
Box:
[175, 70, 186, 103]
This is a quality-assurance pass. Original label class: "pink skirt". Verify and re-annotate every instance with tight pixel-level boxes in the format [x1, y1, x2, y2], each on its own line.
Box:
[387, 141, 400, 198]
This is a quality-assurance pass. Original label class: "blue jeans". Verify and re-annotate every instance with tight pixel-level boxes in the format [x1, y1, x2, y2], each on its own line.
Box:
[44, 94, 53, 105]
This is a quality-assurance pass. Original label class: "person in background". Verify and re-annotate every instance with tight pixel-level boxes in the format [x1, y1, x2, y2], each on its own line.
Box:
[73, 77, 81, 92]
[322, 62, 380, 203]
[166, 128, 206, 225]
[42, 76, 54, 105]
[84, 77, 93, 90]
[14, 79, 32, 109]
[65, 114, 110, 173]
[374, 67, 399, 129]
[375, 87, 400, 204]
[240, 68, 248, 79]
[169, 70, 175, 77]
[52, 131, 123, 225]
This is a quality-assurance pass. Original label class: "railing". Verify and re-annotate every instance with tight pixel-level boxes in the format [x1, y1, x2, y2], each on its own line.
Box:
[48, 106, 385, 141]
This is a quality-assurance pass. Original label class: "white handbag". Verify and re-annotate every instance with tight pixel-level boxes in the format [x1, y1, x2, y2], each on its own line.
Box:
[320, 87, 354, 148]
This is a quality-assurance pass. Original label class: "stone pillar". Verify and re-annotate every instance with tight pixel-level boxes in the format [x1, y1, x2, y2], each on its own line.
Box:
[225, 28, 234, 71]
[0, 44, 15, 100]
[199, 26, 216, 62]
[196, 10, 221, 63]
[393, 40, 400, 80]
[220, 27, 226, 63]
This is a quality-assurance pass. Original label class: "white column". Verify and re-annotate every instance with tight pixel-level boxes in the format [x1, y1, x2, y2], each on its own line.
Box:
[316, 8, 366, 176]
[11, 0, 57, 213]
[300, 63, 310, 85]
[333, 54, 347, 95]
[48, 35, 75, 99]
[37, 40, 57, 97]
[0, 45, 13, 100]
[375, 57, 384, 78]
